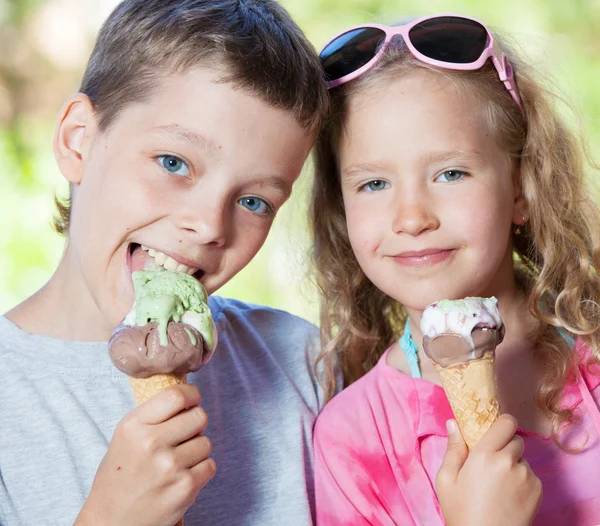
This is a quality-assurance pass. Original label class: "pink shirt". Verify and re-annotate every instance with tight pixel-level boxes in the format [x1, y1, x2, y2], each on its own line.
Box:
[314, 339, 600, 525]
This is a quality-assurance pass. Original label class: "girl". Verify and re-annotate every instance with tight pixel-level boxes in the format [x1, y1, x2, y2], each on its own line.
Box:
[311, 14, 600, 526]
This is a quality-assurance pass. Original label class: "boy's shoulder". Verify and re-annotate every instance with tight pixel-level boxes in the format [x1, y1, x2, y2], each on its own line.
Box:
[208, 295, 318, 340]
[207, 295, 319, 370]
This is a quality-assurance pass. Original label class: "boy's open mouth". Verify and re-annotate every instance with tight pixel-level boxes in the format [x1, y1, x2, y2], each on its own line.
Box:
[128, 243, 205, 280]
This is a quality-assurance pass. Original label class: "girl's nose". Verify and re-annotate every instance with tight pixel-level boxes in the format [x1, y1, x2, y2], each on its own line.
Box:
[391, 192, 439, 237]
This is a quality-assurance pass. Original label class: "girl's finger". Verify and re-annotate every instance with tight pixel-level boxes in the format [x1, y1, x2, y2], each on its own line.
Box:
[436, 420, 468, 489]
[473, 414, 518, 453]
[502, 434, 525, 461]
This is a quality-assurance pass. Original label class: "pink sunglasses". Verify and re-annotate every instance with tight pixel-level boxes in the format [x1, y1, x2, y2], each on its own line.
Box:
[319, 14, 522, 108]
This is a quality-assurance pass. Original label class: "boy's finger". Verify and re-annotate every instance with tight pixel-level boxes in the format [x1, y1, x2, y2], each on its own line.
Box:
[136, 385, 202, 425]
[162, 406, 209, 445]
[436, 420, 468, 488]
[189, 457, 217, 490]
[176, 435, 213, 469]
[473, 414, 518, 453]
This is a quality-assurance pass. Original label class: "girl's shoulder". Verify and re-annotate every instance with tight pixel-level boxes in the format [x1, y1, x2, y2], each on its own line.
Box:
[575, 338, 600, 384]
[559, 338, 600, 412]
[315, 350, 449, 445]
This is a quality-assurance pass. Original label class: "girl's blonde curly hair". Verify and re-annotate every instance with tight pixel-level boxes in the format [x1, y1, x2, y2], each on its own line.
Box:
[310, 37, 600, 445]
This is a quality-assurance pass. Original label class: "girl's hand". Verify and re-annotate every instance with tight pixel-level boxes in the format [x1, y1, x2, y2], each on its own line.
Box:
[75, 384, 216, 526]
[436, 414, 542, 526]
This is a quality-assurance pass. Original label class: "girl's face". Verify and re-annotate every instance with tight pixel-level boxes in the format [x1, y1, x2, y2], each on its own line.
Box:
[338, 70, 526, 313]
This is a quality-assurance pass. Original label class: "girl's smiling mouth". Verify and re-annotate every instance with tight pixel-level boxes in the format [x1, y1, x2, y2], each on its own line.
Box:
[392, 248, 456, 267]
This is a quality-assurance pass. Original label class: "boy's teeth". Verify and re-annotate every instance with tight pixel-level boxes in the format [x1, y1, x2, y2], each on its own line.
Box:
[139, 245, 198, 275]
[163, 256, 179, 271]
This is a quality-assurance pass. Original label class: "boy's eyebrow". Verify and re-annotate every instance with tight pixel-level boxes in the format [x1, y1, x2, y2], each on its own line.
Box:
[250, 176, 293, 199]
[150, 124, 292, 197]
[151, 124, 221, 154]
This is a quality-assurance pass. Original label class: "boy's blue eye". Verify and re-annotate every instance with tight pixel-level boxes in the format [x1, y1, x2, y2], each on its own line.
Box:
[239, 196, 273, 216]
[158, 155, 189, 176]
[363, 180, 390, 192]
[436, 170, 466, 183]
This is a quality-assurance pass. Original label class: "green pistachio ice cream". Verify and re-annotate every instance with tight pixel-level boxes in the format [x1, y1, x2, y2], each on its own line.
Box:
[109, 269, 217, 379]
[132, 270, 214, 348]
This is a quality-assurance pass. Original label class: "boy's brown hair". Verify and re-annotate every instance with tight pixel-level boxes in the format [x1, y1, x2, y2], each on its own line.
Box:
[54, 0, 328, 234]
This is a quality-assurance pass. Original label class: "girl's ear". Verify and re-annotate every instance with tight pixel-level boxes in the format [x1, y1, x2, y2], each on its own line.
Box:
[53, 94, 97, 185]
[512, 167, 529, 226]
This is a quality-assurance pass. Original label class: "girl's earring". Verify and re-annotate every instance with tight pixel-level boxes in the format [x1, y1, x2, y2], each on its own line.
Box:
[514, 215, 527, 235]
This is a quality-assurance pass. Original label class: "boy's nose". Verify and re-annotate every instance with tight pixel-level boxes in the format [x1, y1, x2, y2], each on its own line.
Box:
[179, 203, 228, 247]
[391, 192, 439, 237]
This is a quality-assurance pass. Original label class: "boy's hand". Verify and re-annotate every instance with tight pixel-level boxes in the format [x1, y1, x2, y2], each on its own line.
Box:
[76, 385, 215, 526]
[436, 414, 542, 526]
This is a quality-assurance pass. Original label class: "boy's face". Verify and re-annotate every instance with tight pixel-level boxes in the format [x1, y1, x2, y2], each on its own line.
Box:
[62, 68, 313, 332]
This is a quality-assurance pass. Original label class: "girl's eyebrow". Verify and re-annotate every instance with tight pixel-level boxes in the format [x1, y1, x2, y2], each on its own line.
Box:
[424, 149, 486, 165]
[342, 149, 485, 179]
[342, 161, 389, 178]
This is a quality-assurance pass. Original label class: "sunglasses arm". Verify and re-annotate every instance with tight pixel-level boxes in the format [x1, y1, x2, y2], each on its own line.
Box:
[490, 43, 523, 109]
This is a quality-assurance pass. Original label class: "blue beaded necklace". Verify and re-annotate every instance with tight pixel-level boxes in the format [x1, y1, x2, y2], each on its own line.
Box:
[399, 318, 422, 378]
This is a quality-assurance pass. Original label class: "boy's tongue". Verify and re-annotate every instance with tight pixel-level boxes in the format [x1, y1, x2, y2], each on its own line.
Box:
[130, 245, 159, 273]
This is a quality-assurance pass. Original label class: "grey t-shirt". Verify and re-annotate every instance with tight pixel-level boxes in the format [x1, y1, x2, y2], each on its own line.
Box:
[0, 297, 324, 525]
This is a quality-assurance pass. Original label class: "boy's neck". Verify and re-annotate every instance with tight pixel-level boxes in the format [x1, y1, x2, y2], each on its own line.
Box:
[5, 246, 114, 342]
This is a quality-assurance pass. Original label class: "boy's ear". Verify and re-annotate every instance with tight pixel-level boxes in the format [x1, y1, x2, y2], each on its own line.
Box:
[512, 167, 529, 225]
[53, 94, 98, 184]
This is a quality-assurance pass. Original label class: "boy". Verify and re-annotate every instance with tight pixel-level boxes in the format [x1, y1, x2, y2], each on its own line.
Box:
[0, 1, 328, 524]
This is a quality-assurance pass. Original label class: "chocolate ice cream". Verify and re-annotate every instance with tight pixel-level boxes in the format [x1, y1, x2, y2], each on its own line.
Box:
[109, 321, 213, 378]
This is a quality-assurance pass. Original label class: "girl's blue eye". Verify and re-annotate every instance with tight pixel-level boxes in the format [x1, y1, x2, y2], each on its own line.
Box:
[436, 170, 466, 183]
[239, 196, 273, 216]
[363, 180, 390, 192]
[158, 155, 189, 176]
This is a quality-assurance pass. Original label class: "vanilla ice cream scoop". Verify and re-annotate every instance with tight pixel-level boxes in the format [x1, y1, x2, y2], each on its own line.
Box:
[420, 297, 504, 367]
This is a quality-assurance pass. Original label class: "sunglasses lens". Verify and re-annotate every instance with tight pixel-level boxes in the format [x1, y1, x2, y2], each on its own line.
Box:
[408, 16, 488, 64]
[320, 28, 386, 82]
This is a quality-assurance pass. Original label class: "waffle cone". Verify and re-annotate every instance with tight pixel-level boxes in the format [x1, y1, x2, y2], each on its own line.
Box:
[435, 351, 500, 450]
[128, 373, 187, 405]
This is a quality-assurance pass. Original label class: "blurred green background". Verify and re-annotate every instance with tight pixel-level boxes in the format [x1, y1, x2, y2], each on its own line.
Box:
[1, 0, 599, 324]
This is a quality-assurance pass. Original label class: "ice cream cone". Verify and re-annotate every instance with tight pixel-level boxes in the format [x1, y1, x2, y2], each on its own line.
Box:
[435, 351, 500, 449]
[128, 373, 187, 405]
